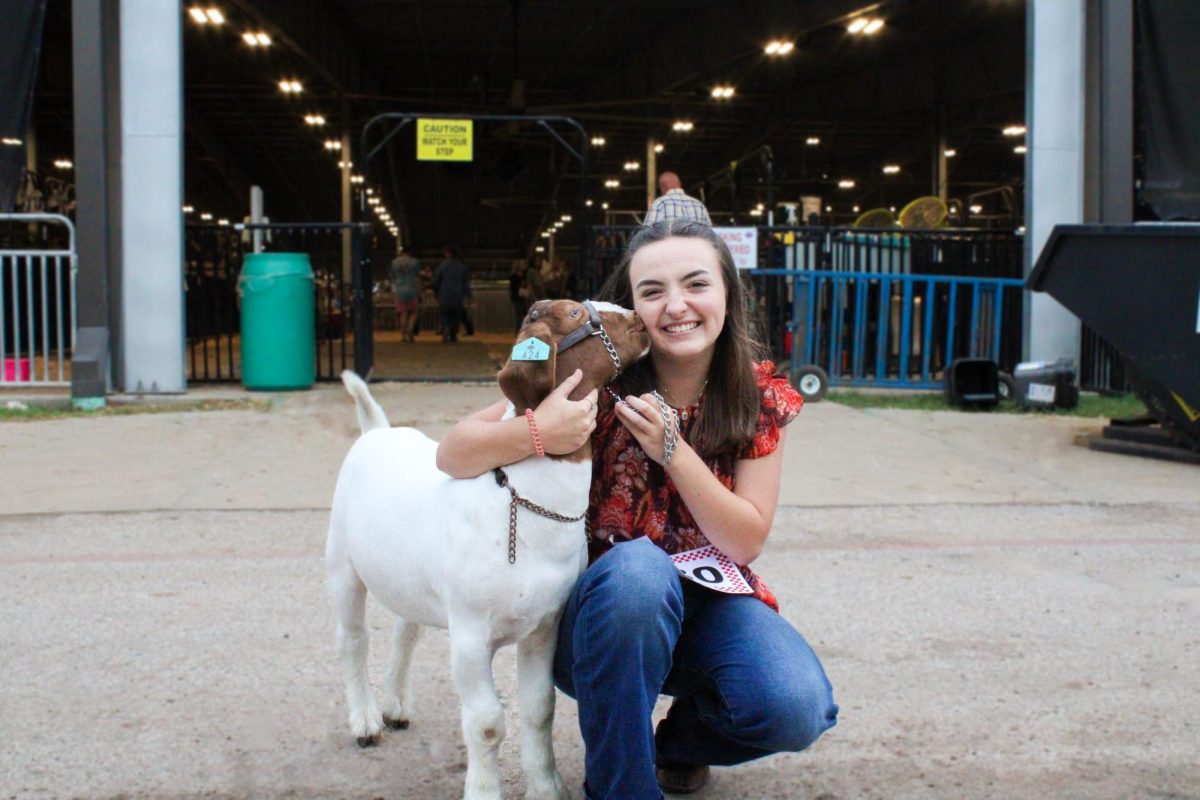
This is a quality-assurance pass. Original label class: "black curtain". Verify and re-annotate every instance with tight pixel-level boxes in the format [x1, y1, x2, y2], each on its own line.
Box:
[1136, 0, 1200, 220]
[0, 0, 48, 212]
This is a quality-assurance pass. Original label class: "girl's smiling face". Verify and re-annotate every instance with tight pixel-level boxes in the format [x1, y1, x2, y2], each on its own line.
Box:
[628, 236, 727, 366]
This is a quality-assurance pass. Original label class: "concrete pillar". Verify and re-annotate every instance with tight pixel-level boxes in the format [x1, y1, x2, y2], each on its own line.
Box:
[119, 0, 184, 392]
[1024, 0, 1087, 363]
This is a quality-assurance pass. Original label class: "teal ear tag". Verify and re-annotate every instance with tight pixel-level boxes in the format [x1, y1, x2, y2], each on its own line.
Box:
[511, 337, 551, 361]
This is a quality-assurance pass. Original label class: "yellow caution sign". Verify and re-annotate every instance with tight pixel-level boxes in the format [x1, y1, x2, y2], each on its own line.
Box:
[417, 118, 473, 162]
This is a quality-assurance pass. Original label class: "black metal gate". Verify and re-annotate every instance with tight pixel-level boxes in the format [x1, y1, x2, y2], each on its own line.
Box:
[184, 222, 372, 382]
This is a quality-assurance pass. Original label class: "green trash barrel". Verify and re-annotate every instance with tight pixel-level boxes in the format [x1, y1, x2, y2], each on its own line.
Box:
[238, 252, 316, 390]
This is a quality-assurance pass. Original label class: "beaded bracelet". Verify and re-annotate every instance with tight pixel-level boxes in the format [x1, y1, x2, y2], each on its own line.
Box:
[524, 408, 545, 457]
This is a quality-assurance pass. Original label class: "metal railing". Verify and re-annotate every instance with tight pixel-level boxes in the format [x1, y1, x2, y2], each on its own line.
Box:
[185, 222, 371, 382]
[0, 213, 78, 387]
[751, 268, 1025, 389]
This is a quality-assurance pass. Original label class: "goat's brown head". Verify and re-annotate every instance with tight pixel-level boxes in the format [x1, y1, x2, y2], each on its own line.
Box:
[497, 299, 649, 412]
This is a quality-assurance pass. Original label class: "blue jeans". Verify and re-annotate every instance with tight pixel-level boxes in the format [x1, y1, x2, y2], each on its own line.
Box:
[554, 538, 838, 800]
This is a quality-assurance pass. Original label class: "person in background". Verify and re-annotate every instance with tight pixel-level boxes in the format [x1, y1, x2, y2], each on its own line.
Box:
[646, 171, 712, 226]
[432, 245, 471, 343]
[436, 220, 836, 798]
[389, 245, 420, 343]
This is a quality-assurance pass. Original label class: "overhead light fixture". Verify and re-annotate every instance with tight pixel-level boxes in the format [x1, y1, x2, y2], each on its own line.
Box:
[323, 139, 341, 150]
[1003, 125, 1026, 137]
[889, 206, 897, 212]
[337, 160, 353, 169]
[278, 79, 303, 94]
[672, 120, 694, 132]
[350, 175, 364, 184]
[218, 218, 230, 226]
[365, 188, 374, 195]
[590, 136, 606, 146]
[764, 40, 794, 56]
[970, 204, 984, 214]
[367, 197, 380, 205]
[749, 208, 762, 217]
[654, 143, 664, 154]
[585, 199, 593, 207]
[2, 137, 23, 146]
[54, 159, 74, 169]
[825, 205, 832, 212]
[188, 8, 208, 23]
[623, 161, 640, 171]
[188, 7, 224, 25]
[242, 31, 271, 46]
[541, 232, 551, 238]
[848, 17, 884, 35]
[1014, 145, 1027, 154]
[561, 214, 572, 222]
[710, 85, 735, 99]
[837, 179, 855, 189]
[806, 136, 820, 146]
[182, 205, 194, 213]
[943, 148, 957, 158]
[601, 202, 609, 210]
[852, 205, 860, 213]
[205, 8, 224, 24]
[200, 212, 213, 221]
[304, 114, 326, 126]
[604, 179, 620, 188]
[882, 164, 900, 174]
[535, 246, 545, 253]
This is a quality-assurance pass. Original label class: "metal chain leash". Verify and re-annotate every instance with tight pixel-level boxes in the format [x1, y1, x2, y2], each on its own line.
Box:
[596, 327, 623, 375]
[650, 391, 680, 466]
[494, 468, 586, 564]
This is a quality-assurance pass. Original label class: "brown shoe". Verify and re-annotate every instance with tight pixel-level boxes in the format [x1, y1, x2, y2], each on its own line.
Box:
[656, 761, 710, 795]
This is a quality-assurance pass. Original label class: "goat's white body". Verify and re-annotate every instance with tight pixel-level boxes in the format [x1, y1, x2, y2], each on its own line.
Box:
[327, 373, 585, 800]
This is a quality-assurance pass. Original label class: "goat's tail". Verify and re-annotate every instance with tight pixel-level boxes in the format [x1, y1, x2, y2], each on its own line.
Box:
[341, 370, 390, 434]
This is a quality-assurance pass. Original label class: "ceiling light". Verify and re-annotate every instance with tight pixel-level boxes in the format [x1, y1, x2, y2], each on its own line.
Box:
[561, 214, 572, 222]
[54, 159, 73, 169]
[825, 205, 832, 212]
[368, 197, 380, 205]
[806, 136, 820, 146]
[654, 143, 664, 154]
[765, 40, 794, 56]
[852, 206, 860, 213]
[218, 218, 230, 226]
[601, 202, 609, 210]
[1014, 145, 1027, 154]
[243, 31, 271, 46]
[882, 164, 900, 174]
[278, 79, 303, 94]
[623, 161, 640, 171]
[337, 160, 353, 169]
[864, 18, 884, 34]
[535, 246, 545, 253]
[749, 208, 762, 216]
[188, 8, 208, 23]
[604, 179, 620, 188]
[200, 212, 213, 221]
[304, 114, 326, 126]
[1003, 125, 1026, 137]
[541, 232, 551, 238]
[710, 85, 735, 99]
[672, 120, 694, 132]
[182, 205, 194, 213]
[2, 137, 23, 146]
[889, 206, 897, 212]
[205, 8, 224, 24]
[350, 175, 364, 184]
[847, 18, 868, 33]
[943, 148, 957, 157]
[324, 139, 341, 150]
[255, 32, 271, 45]
[837, 179, 855, 189]
[365, 188, 374, 195]
[585, 199, 593, 207]
[590, 136, 606, 146]
[970, 204, 984, 214]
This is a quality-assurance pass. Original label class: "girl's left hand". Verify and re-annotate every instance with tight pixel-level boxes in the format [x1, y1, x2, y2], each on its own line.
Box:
[615, 393, 674, 466]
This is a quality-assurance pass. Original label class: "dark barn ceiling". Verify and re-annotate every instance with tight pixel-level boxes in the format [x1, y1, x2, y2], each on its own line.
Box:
[33, 0, 1027, 260]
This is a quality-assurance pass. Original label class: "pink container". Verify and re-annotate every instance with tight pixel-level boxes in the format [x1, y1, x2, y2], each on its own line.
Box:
[3, 357, 31, 382]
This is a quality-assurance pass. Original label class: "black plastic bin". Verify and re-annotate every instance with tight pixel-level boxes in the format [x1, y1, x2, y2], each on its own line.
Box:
[944, 358, 1000, 409]
[1029, 224, 1200, 446]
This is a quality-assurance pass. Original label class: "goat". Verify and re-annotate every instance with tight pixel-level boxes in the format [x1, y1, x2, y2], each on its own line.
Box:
[327, 299, 649, 800]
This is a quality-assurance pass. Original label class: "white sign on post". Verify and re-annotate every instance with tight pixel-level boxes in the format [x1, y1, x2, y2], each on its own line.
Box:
[714, 227, 758, 270]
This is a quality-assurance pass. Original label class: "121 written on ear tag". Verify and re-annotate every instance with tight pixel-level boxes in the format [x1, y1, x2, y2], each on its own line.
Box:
[511, 337, 551, 361]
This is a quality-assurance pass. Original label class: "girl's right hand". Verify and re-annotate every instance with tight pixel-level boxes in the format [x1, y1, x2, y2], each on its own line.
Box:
[534, 369, 598, 454]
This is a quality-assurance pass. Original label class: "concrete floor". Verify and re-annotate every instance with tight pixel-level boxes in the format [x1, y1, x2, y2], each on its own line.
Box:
[1, 381, 1197, 799]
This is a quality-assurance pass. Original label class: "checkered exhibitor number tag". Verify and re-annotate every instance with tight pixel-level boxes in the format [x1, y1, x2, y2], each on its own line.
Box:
[670, 545, 753, 594]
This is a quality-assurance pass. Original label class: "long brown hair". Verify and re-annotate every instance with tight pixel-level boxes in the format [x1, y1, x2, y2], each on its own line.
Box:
[598, 220, 765, 459]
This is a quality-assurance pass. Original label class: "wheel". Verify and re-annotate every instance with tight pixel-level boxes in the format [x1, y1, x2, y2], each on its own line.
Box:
[790, 364, 829, 402]
[997, 371, 1015, 402]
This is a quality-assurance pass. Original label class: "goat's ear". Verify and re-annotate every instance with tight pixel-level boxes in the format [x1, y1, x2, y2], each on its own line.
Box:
[497, 322, 558, 412]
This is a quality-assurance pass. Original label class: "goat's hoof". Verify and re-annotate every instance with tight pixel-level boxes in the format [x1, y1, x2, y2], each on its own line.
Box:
[356, 733, 381, 748]
[383, 716, 409, 730]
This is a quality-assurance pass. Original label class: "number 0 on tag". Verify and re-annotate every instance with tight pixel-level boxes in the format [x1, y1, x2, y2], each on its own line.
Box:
[669, 545, 753, 594]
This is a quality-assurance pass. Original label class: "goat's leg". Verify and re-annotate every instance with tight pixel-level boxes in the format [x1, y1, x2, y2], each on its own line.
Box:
[382, 616, 422, 729]
[448, 620, 505, 800]
[517, 618, 571, 800]
[329, 564, 384, 747]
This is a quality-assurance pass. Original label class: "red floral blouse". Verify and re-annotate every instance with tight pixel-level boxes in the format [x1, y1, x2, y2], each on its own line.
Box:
[587, 361, 803, 610]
